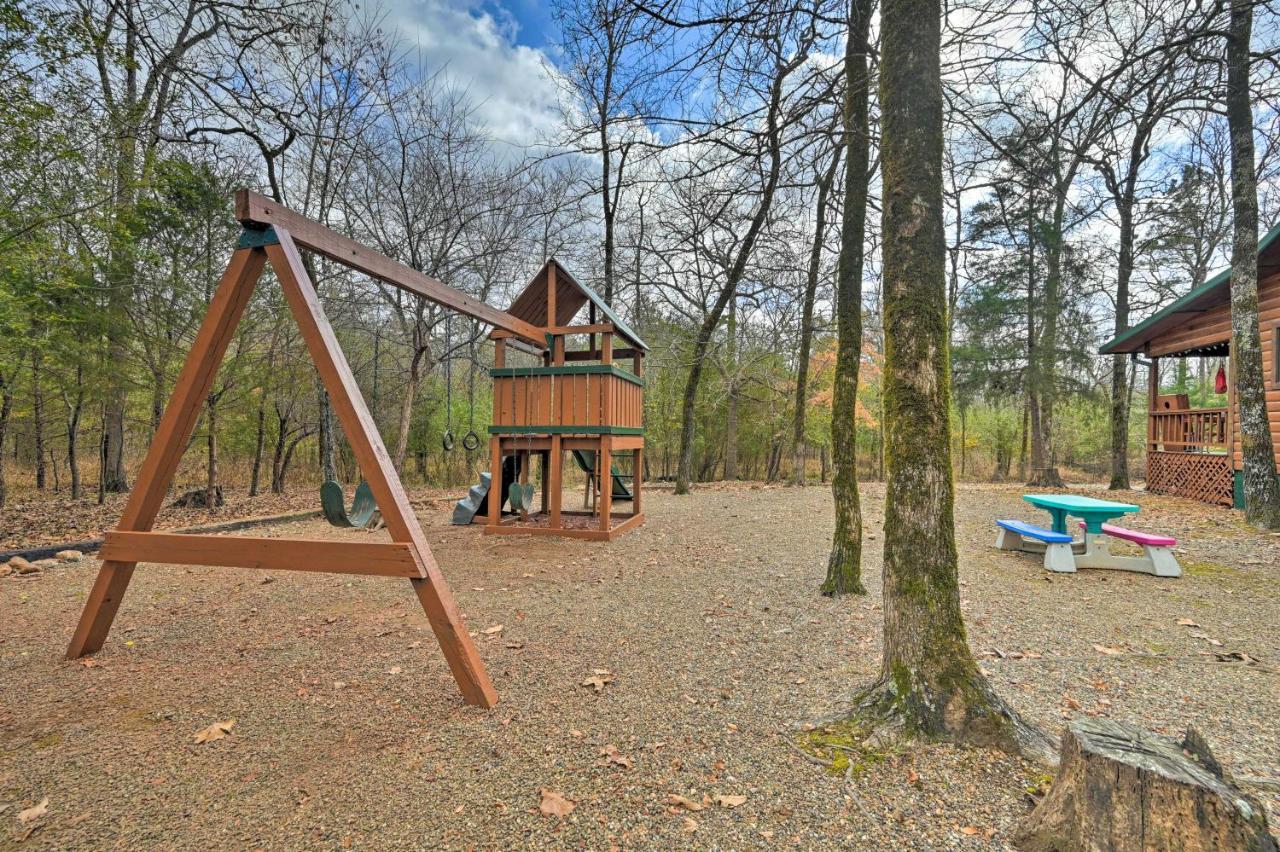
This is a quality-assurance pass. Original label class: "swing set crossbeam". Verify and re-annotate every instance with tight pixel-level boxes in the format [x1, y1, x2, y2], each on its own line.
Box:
[235, 190, 546, 348]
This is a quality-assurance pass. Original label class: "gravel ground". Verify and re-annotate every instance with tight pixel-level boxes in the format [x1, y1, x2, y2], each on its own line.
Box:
[2, 482, 1277, 849]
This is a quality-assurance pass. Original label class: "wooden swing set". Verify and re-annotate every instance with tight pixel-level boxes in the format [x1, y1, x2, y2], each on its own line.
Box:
[66, 190, 645, 708]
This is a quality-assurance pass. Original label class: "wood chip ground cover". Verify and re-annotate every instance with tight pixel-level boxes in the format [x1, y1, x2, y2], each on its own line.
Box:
[1, 482, 1276, 848]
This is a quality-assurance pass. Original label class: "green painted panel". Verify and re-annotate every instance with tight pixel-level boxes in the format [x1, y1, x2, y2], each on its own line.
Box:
[488, 425, 644, 435]
[489, 365, 645, 387]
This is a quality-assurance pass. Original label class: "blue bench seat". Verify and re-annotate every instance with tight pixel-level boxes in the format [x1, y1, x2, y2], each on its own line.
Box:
[994, 519, 1076, 572]
[995, 519, 1072, 544]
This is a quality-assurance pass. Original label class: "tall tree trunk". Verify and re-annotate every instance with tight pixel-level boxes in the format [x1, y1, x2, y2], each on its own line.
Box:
[794, 147, 842, 486]
[0, 372, 12, 509]
[839, 0, 1033, 752]
[1109, 196, 1134, 490]
[66, 366, 84, 500]
[206, 397, 218, 507]
[822, 0, 870, 596]
[1029, 194, 1066, 488]
[249, 395, 266, 496]
[317, 384, 337, 482]
[31, 344, 45, 491]
[394, 347, 427, 472]
[724, 296, 739, 481]
[1226, 0, 1280, 529]
[675, 46, 799, 495]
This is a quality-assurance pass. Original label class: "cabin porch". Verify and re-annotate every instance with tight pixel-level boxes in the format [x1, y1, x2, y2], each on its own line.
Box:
[1144, 343, 1235, 507]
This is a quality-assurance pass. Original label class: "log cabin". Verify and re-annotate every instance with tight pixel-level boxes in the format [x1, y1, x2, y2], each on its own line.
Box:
[1101, 224, 1280, 508]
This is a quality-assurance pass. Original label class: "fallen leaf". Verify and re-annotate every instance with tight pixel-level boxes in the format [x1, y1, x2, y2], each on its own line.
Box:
[482, 624, 504, 636]
[386, 666, 402, 675]
[599, 744, 632, 769]
[504, 640, 525, 650]
[580, 671, 615, 694]
[681, 816, 698, 833]
[667, 794, 705, 812]
[539, 788, 575, 818]
[1177, 618, 1200, 627]
[906, 768, 920, 784]
[960, 825, 980, 836]
[193, 720, 236, 743]
[18, 798, 48, 824]
[714, 794, 747, 809]
[1092, 644, 1124, 656]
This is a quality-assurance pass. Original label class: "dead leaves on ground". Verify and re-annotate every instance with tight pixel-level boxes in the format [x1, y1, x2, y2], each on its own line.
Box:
[538, 788, 575, 818]
[598, 743, 632, 769]
[193, 719, 236, 744]
[580, 669, 615, 694]
[17, 798, 48, 824]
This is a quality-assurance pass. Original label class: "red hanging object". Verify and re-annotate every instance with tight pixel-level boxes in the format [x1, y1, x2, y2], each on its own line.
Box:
[1214, 364, 1227, 394]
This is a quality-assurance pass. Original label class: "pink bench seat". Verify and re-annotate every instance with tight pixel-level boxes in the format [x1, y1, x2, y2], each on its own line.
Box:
[1078, 521, 1175, 548]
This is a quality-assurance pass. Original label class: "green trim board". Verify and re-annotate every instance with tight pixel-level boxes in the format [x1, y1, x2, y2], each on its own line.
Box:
[236, 226, 280, 249]
[490, 364, 645, 387]
[489, 425, 644, 435]
[1233, 470, 1280, 510]
[1100, 222, 1280, 355]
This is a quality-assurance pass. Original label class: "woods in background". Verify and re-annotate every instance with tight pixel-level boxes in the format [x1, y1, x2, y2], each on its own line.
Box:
[1, 0, 1277, 512]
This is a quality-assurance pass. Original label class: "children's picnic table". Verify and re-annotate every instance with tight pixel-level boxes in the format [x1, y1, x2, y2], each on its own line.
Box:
[1022, 493, 1139, 535]
[1014, 493, 1179, 577]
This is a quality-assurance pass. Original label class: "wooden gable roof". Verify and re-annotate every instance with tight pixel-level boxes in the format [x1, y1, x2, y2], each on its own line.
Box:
[499, 259, 648, 352]
[1100, 223, 1280, 355]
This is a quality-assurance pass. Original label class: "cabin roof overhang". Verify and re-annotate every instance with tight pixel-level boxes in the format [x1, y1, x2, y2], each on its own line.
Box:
[1099, 223, 1280, 355]
[494, 259, 648, 352]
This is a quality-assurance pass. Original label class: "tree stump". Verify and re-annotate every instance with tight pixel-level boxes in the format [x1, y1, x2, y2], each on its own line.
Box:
[1016, 719, 1276, 851]
[171, 486, 223, 508]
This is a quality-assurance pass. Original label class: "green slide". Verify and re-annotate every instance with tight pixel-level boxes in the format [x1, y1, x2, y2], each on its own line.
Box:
[571, 450, 633, 500]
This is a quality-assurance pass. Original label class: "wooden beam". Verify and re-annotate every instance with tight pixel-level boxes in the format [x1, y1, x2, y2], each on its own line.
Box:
[562, 347, 641, 362]
[101, 532, 422, 577]
[236, 190, 544, 347]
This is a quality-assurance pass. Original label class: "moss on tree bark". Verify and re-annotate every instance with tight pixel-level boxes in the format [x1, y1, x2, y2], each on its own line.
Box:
[822, 0, 870, 597]
[823, 0, 1047, 755]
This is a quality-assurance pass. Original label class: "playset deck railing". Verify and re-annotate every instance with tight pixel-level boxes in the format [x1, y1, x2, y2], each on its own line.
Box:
[1148, 407, 1229, 452]
[490, 366, 644, 434]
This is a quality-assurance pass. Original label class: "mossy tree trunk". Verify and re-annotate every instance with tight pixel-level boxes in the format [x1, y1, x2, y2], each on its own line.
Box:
[848, 0, 1031, 750]
[1226, 0, 1280, 530]
[794, 145, 842, 487]
[822, 0, 870, 597]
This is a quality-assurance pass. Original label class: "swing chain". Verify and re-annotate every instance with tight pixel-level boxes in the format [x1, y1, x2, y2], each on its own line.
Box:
[462, 318, 481, 451]
[442, 313, 455, 452]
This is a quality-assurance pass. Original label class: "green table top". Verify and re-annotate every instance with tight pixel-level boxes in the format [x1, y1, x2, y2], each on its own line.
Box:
[1022, 493, 1139, 534]
[1023, 494, 1139, 513]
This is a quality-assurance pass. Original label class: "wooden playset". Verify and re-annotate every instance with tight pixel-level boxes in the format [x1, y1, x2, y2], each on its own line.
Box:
[66, 190, 647, 708]
[479, 260, 647, 541]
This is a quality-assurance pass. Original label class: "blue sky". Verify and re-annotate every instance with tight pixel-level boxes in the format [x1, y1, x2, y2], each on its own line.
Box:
[379, 0, 567, 146]
[483, 0, 559, 51]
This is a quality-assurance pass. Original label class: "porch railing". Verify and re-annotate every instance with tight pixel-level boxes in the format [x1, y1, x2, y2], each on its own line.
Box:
[1148, 407, 1229, 452]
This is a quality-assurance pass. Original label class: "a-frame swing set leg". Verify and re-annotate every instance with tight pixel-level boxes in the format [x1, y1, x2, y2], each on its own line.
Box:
[66, 228, 498, 708]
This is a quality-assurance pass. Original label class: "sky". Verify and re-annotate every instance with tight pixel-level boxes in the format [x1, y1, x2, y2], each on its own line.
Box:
[376, 0, 567, 150]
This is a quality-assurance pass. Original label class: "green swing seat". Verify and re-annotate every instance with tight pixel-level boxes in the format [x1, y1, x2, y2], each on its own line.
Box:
[320, 480, 378, 528]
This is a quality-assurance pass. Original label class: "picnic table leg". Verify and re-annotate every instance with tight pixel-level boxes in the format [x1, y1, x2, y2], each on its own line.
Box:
[1072, 532, 1180, 577]
[1049, 509, 1068, 535]
[1043, 542, 1076, 573]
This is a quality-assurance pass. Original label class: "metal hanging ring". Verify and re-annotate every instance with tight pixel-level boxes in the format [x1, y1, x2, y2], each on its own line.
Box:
[442, 429, 456, 452]
[462, 430, 481, 452]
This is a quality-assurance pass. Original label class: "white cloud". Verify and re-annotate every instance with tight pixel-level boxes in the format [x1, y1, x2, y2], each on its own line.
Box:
[378, 0, 565, 150]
